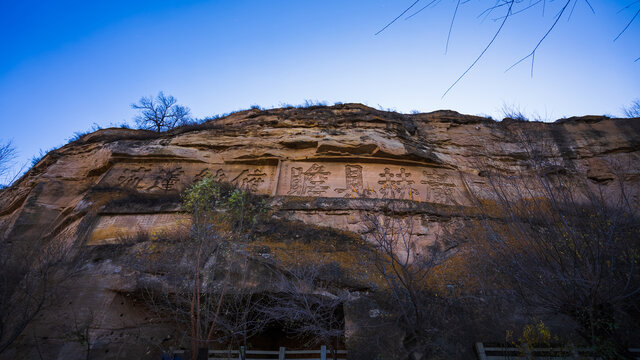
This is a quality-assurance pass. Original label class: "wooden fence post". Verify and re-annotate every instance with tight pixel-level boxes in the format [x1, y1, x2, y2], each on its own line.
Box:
[278, 346, 286, 360]
[320, 345, 326, 360]
[524, 344, 532, 359]
[474, 342, 487, 360]
[571, 348, 580, 359]
[197, 347, 208, 360]
[239, 346, 246, 360]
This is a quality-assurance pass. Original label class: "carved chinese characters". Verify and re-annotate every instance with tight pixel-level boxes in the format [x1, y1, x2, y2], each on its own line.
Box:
[280, 162, 461, 203]
[232, 169, 267, 192]
[104, 161, 462, 204]
[104, 163, 273, 195]
[191, 168, 267, 192]
[147, 167, 185, 192]
[420, 169, 456, 203]
[194, 168, 227, 183]
[287, 163, 330, 196]
[117, 167, 151, 190]
[335, 165, 364, 197]
[377, 167, 420, 200]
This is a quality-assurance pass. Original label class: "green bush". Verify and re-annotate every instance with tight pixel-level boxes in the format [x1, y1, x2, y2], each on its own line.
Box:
[182, 176, 268, 238]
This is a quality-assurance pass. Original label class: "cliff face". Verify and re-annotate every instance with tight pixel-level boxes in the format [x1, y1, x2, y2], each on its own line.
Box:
[1, 104, 639, 359]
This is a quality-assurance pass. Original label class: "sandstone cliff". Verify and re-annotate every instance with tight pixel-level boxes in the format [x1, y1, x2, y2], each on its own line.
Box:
[1, 104, 639, 359]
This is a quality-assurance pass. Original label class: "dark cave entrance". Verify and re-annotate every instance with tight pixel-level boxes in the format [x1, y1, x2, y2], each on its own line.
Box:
[210, 297, 347, 352]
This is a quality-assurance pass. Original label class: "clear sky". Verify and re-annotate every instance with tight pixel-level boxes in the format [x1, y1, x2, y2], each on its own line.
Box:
[0, 0, 639, 184]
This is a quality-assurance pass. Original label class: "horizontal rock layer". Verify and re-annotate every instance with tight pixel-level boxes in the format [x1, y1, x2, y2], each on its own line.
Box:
[1, 104, 639, 359]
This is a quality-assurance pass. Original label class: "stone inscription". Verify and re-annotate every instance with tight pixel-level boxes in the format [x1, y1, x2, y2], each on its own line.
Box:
[194, 168, 227, 183]
[420, 169, 456, 203]
[278, 162, 464, 204]
[232, 169, 267, 192]
[117, 167, 151, 190]
[103, 163, 274, 195]
[335, 165, 374, 198]
[102, 161, 464, 204]
[194, 168, 268, 192]
[147, 167, 185, 192]
[377, 167, 420, 200]
[287, 163, 331, 196]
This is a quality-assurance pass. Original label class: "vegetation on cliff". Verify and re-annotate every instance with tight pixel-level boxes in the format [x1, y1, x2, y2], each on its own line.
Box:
[1, 104, 639, 360]
[461, 128, 640, 359]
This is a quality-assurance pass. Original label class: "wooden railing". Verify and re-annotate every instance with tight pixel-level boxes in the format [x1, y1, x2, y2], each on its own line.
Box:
[174, 346, 347, 360]
[475, 342, 640, 360]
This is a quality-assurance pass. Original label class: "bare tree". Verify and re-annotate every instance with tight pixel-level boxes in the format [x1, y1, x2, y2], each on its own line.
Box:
[141, 240, 227, 360]
[467, 128, 640, 359]
[261, 263, 347, 360]
[132, 92, 191, 132]
[0, 237, 73, 354]
[623, 99, 640, 118]
[0, 140, 17, 187]
[214, 256, 269, 353]
[141, 239, 274, 360]
[0, 141, 79, 354]
[64, 308, 96, 360]
[139, 177, 270, 359]
[136, 178, 229, 359]
[181, 208, 225, 359]
[181, 178, 268, 357]
[360, 202, 452, 359]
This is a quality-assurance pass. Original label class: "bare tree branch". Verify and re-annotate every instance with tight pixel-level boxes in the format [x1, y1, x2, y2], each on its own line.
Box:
[445, 0, 462, 54]
[442, 0, 515, 98]
[505, 0, 572, 77]
[0, 140, 16, 186]
[622, 99, 640, 118]
[378, 0, 638, 96]
[405, 0, 441, 20]
[0, 234, 78, 354]
[261, 263, 347, 359]
[375, 0, 423, 36]
[615, 6, 640, 41]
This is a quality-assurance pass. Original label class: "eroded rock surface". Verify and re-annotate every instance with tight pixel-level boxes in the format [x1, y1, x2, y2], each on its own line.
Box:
[1, 104, 639, 359]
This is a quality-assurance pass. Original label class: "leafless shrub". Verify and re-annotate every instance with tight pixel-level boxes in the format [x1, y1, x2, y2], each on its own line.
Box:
[63, 308, 96, 360]
[192, 253, 270, 352]
[0, 140, 17, 187]
[623, 99, 640, 118]
[137, 177, 272, 359]
[138, 236, 224, 359]
[261, 263, 347, 360]
[467, 128, 640, 359]
[359, 201, 463, 359]
[501, 103, 529, 121]
[0, 237, 77, 354]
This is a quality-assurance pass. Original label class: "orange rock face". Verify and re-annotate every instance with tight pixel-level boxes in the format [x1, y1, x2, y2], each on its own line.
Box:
[1, 104, 639, 359]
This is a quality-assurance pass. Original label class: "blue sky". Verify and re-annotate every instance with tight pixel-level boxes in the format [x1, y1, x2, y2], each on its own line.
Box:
[1, 0, 639, 184]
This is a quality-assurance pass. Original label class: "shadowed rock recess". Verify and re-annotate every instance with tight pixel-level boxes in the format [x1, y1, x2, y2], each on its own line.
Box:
[1, 104, 639, 359]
